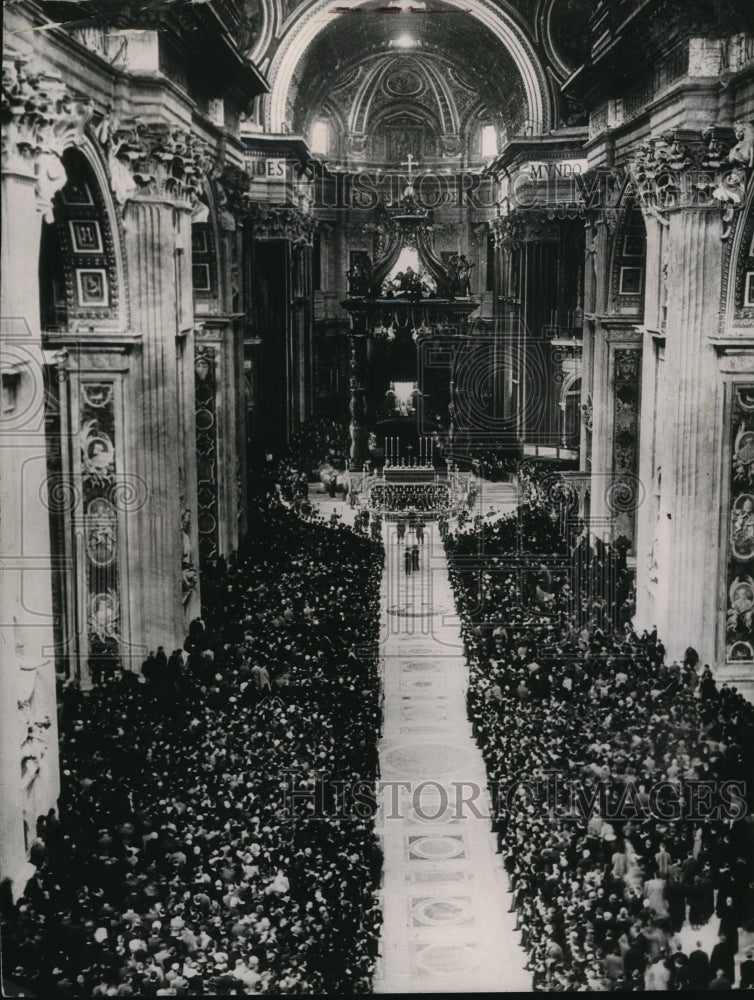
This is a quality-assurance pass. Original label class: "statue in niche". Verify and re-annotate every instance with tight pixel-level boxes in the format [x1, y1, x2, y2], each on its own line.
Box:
[560, 94, 587, 128]
[85, 497, 117, 567]
[80, 420, 115, 485]
[238, 0, 262, 55]
[181, 506, 198, 603]
[731, 494, 754, 561]
[346, 253, 373, 296]
[89, 590, 120, 641]
[447, 253, 474, 298]
[729, 121, 754, 170]
[727, 575, 754, 635]
[733, 425, 754, 485]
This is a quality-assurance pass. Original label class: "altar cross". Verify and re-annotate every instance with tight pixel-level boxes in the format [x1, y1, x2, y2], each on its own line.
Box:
[401, 153, 419, 184]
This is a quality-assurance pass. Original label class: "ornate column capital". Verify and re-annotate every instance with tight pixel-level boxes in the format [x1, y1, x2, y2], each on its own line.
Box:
[103, 118, 213, 210]
[214, 163, 252, 229]
[248, 203, 318, 247]
[489, 207, 560, 250]
[2, 51, 93, 219]
[629, 123, 753, 238]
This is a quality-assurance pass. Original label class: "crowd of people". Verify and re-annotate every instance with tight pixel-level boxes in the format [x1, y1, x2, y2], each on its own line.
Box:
[445, 469, 754, 991]
[2, 491, 384, 997]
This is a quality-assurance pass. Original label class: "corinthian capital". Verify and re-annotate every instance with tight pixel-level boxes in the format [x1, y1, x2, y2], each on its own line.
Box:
[215, 164, 252, 227]
[629, 125, 752, 236]
[248, 202, 318, 247]
[2, 51, 93, 218]
[105, 119, 213, 210]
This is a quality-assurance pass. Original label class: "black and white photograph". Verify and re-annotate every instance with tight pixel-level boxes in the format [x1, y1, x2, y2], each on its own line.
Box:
[1, 0, 754, 996]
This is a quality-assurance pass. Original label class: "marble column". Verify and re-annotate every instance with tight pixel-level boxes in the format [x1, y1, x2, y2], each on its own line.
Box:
[0, 55, 78, 890]
[112, 123, 209, 662]
[633, 216, 666, 634]
[654, 208, 723, 662]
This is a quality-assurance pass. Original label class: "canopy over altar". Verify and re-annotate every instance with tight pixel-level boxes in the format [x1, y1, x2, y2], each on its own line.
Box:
[340, 189, 480, 476]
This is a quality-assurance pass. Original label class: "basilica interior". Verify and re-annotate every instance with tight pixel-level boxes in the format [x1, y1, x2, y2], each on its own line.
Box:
[2, 0, 754, 993]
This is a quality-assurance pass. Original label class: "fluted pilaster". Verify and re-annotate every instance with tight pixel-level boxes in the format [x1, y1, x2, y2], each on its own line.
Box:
[122, 197, 195, 657]
[655, 209, 723, 661]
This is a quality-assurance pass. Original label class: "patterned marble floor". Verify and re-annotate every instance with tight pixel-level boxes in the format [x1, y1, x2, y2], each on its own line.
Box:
[373, 520, 530, 993]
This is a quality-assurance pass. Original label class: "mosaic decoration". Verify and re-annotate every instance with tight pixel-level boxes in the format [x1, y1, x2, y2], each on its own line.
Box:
[406, 870, 473, 883]
[726, 384, 754, 663]
[411, 897, 474, 927]
[610, 202, 645, 316]
[399, 676, 447, 695]
[191, 222, 217, 301]
[406, 800, 465, 824]
[400, 703, 449, 722]
[383, 742, 475, 777]
[79, 380, 121, 666]
[54, 155, 120, 326]
[408, 834, 466, 861]
[388, 601, 451, 617]
[733, 205, 754, 324]
[412, 942, 480, 976]
[195, 345, 219, 567]
[611, 348, 642, 546]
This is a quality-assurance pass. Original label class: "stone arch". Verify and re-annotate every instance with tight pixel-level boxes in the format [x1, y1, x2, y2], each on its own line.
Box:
[39, 141, 126, 336]
[192, 179, 222, 308]
[348, 56, 460, 137]
[607, 186, 648, 319]
[722, 175, 754, 335]
[265, 0, 552, 134]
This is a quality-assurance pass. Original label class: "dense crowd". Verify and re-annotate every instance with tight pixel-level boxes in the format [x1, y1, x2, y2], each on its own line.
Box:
[446, 475, 754, 991]
[2, 492, 384, 997]
[278, 416, 349, 479]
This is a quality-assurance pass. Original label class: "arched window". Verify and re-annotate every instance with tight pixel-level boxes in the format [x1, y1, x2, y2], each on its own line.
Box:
[481, 125, 497, 158]
[311, 120, 330, 156]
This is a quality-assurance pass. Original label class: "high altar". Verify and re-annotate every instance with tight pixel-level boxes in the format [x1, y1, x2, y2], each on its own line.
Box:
[341, 181, 479, 514]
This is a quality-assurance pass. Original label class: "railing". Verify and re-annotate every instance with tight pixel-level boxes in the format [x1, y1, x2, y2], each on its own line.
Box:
[358, 466, 473, 517]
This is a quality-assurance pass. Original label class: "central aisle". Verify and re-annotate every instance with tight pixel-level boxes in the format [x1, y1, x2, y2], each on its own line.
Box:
[373, 520, 530, 993]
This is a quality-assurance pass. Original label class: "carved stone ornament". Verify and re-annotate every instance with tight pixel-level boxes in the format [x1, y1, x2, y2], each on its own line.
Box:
[348, 133, 368, 156]
[99, 116, 213, 209]
[249, 203, 318, 246]
[629, 124, 753, 238]
[489, 207, 560, 250]
[581, 393, 593, 433]
[215, 163, 252, 224]
[180, 502, 197, 602]
[2, 51, 93, 220]
[14, 617, 52, 789]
